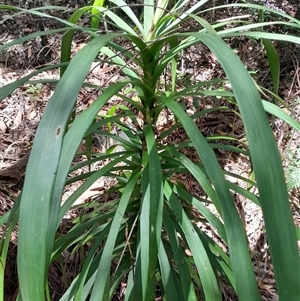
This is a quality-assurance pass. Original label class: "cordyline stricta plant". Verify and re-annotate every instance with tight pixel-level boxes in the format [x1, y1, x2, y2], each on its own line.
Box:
[0, 1, 300, 300]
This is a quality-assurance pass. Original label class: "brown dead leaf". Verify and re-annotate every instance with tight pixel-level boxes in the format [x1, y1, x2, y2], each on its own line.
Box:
[29, 111, 36, 120]
[28, 45, 32, 59]
[0, 120, 7, 132]
[14, 110, 22, 128]
[185, 249, 192, 256]
[73, 180, 105, 206]
[258, 281, 276, 294]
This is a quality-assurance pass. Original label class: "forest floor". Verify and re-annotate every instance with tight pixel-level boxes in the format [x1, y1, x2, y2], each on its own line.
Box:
[1, 1, 300, 300]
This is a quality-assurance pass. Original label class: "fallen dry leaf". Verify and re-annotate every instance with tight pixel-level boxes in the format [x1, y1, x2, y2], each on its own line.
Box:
[73, 180, 105, 206]
[14, 110, 22, 128]
[0, 120, 7, 132]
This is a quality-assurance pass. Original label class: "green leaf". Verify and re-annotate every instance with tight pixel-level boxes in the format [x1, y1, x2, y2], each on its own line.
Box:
[144, 0, 155, 40]
[174, 185, 227, 243]
[90, 169, 140, 301]
[262, 39, 280, 100]
[214, 3, 300, 26]
[162, 92, 260, 300]
[0, 197, 19, 300]
[91, 0, 106, 34]
[110, 0, 145, 35]
[223, 31, 300, 45]
[163, 209, 198, 300]
[158, 240, 182, 301]
[48, 81, 126, 242]
[186, 32, 299, 301]
[0, 63, 66, 101]
[164, 180, 222, 301]
[17, 34, 118, 301]
[171, 151, 221, 215]
[60, 8, 91, 76]
[138, 124, 164, 300]
[262, 100, 300, 131]
[156, 0, 210, 37]
[94, 6, 137, 35]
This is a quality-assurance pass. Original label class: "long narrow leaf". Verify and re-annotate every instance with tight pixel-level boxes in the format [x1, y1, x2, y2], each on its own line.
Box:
[17, 34, 118, 301]
[138, 124, 164, 300]
[144, 0, 155, 40]
[162, 94, 261, 301]
[110, 0, 145, 35]
[48, 82, 126, 249]
[263, 100, 300, 131]
[262, 39, 280, 100]
[174, 185, 227, 243]
[163, 180, 222, 301]
[90, 169, 140, 301]
[186, 32, 299, 300]
[163, 209, 198, 300]
[158, 240, 181, 301]
[0, 63, 67, 101]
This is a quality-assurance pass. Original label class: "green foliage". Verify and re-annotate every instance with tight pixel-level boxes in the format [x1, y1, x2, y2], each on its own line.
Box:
[287, 151, 300, 189]
[24, 83, 44, 101]
[286, 148, 300, 191]
[1, 1, 300, 301]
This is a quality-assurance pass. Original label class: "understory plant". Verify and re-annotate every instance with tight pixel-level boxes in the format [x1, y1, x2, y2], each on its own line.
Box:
[0, 1, 300, 300]
[286, 148, 300, 191]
